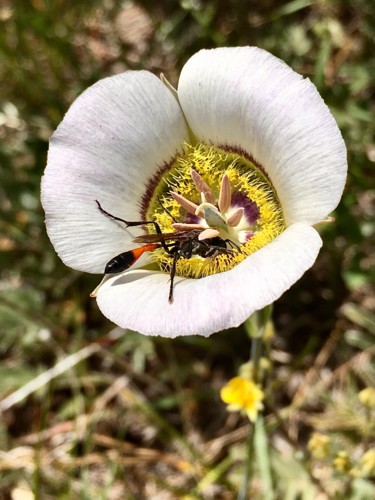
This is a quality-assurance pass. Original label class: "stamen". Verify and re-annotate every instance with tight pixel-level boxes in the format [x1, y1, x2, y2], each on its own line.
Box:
[190, 168, 214, 203]
[171, 191, 198, 215]
[218, 173, 231, 213]
[227, 207, 244, 227]
[198, 228, 220, 241]
[172, 222, 205, 230]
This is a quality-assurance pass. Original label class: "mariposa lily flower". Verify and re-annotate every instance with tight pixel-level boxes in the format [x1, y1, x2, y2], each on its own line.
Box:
[41, 47, 347, 337]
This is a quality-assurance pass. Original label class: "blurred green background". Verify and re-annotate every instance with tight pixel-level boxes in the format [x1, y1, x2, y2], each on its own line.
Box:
[0, 0, 374, 498]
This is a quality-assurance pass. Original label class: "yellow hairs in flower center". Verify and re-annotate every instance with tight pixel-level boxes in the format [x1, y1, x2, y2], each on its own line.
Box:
[148, 143, 285, 279]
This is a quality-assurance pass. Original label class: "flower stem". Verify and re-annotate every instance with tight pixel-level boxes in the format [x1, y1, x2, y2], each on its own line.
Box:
[237, 309, 269, 499]
[250, 335, 263, 384]
[237, 422, 255, 500]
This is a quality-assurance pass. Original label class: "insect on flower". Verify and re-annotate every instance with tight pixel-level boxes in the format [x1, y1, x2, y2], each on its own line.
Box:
[95, 200, 238, 303]
[42, 46, 347, 337]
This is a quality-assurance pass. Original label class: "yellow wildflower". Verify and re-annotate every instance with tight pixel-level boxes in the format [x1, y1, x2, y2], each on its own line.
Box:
[358, 387, 375, 408]
[333, 451, 351, 474]
[307, 433, 331, 459]
[351, 449, 375, 478]
[220, 376, 264, 422]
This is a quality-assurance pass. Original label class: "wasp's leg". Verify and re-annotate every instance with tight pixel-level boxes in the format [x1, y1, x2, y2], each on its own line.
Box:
[168, 249, 180, 303]
[183, 237, 194, 259]
[95, 200, 171, 253]
[199, 239, 235, 254]
[160, 242, 178, 255]
[204, 247, 219, 257]
[223, 239, 241, 252]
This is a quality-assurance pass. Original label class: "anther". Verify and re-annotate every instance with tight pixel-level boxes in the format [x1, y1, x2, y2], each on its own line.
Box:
[172, 222, 205, 230]
[190, 168, 214, 203]
[198, 228, 220, 241]
[227, 207, 244, 227]
[218, 173, 231, 213]
[171, 192, 199, 215]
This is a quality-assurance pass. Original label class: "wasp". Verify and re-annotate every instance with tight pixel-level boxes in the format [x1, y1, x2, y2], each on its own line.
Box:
[96, 200, 237, 303]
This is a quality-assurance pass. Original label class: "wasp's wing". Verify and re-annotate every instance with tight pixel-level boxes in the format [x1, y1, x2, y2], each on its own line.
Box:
[133, 229, 202, 244]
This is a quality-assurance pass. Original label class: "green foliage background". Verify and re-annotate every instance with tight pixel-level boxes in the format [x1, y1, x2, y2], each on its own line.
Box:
[0, 0, 374, 498]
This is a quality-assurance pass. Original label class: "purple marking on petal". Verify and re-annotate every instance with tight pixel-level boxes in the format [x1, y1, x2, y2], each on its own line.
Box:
[140, 158, 176, 219]
[231, 192, 260, 224]
[184, 212, 201, 224]
[243, 230, 255, 242]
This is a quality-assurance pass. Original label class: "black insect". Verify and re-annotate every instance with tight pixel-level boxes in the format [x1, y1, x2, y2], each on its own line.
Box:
[96, 200, 237, 303]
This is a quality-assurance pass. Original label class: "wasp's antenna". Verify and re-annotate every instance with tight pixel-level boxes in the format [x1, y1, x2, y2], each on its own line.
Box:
[157, 196, 179, 223]
[95, 200, 130, 225]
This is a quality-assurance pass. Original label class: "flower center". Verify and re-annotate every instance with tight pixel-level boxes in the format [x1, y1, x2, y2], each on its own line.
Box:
[146, 143, 285, 279]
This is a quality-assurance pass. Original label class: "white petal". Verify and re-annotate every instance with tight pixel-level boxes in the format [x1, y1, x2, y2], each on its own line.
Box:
[178, 47, 347, 226]
[42, 71, 189, 273]
[96, 223, 322, 337]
